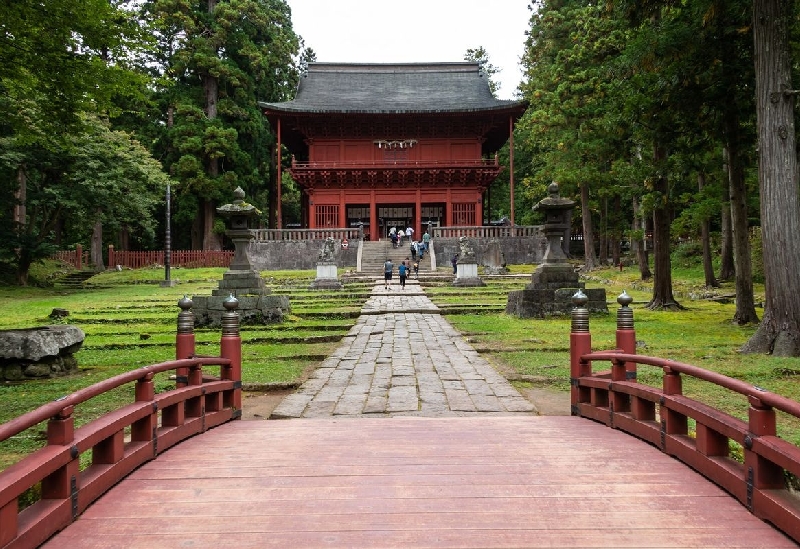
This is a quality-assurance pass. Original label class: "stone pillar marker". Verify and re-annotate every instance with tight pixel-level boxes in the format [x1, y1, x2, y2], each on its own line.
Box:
[482, 239, 509, 275]
[191, 187, 289, 326]
[506, 182, 607, 317]
[310, 237, 343, 289]
[454, 236, 485, 287]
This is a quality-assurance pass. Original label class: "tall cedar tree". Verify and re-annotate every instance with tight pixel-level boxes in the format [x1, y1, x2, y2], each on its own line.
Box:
[150, 0, 300, 250]
[742, 0, 800, 355]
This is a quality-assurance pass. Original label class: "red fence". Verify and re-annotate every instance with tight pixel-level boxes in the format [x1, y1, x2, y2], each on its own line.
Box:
[53, 247, 234, 270]
[107, 247, 233, 269]
[0, 298, 242, 549]
[570, 291, 800, 544]
[52, 246, 89, 270]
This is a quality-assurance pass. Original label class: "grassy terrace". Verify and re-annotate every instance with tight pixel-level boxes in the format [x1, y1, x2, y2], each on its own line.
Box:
[2, 261, 800, 469]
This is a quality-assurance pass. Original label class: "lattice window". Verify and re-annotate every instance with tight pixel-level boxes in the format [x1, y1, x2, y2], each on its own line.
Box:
[383, 148, 409, 162]
[316, 205, 339, 227]
[452, 203, 476, 226]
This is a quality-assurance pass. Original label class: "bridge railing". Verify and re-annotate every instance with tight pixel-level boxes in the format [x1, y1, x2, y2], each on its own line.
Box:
[0, 296, 242, 549]
[570, 290, 800, 544]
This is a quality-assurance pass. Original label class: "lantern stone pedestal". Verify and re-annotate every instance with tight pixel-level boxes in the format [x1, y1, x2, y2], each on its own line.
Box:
[506, 183, 607, 317]
[192, 188, 290, 327]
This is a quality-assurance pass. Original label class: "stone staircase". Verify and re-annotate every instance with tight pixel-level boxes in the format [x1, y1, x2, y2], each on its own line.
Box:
[54, 270, 97, 290]
[358, 240, 433, 278]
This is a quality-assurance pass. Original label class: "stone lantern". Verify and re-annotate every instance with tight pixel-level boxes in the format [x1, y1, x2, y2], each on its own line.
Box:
[191, 187, 290, 326]
[506, 182, 607, 317]
[216, 186, 258, 271]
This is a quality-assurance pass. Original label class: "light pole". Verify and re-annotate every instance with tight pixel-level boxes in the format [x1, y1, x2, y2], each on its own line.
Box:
[161, 181, 176, 287]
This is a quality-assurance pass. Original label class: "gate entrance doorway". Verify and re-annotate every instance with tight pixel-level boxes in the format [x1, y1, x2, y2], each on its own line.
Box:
[378, 206, 413, 240]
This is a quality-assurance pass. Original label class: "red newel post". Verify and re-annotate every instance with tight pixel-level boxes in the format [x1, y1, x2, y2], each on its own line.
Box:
[132, 373, 157, 458]
[745, 393, 783, 508]
[570, 290, 592, 416]
[42, 404, 79, 501]
[661, 367, 688, 449]
[615, 290, 637, 379]
[175, 296, 195, 388]
[220, 295, 242, 415]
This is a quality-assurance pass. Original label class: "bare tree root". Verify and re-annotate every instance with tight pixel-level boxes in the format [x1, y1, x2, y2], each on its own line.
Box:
[645, 299, 686, 311]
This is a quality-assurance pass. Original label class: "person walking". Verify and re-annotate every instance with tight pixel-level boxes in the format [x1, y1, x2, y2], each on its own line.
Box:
[383, 258, 393, 289]
[410, 241, 417, 261]
[398, 260, 408, 290]
[422, 230, 431, 252]
[451, 253, 458, 274]
[413, 261, 419, 279]
[397, 228, 405, 246]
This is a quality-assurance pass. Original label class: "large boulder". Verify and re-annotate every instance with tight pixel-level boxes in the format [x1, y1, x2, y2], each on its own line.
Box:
[0, 325, 85, 381]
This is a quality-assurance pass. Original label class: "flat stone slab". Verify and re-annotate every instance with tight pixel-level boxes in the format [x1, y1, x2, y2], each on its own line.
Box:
[0, 325, 85, 361]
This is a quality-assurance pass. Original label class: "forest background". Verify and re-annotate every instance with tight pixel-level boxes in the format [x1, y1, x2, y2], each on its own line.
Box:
[1, 0, 799, 356]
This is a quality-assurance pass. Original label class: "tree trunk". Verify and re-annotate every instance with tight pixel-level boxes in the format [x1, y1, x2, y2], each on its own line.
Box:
[14, 166, 26, 227]
[647, 143, 681, 309]
[598, 196, 608, 265]
[742, 0, 800, 355]
[192, 202, 203, 250]
[203, 199, 222, 251]
[201, 0, 222, 251]
[91, 216, 105, 272]
[580, 182, 597, 270]
[16, 251, 32, 286]
[718, 156, 735, 281]
[724, 113, 759, 323]
[611, 195, 621, 267]
[14, 166, 29, 286]
[697, 173, 719, 288]
[632, 197, 652, 280]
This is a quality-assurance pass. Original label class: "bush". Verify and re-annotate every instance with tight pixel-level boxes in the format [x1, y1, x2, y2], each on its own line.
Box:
[671, 240, 704, 268]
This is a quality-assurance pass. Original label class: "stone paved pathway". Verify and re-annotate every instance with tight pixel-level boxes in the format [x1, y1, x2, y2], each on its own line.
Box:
[271, 279, 535, 418]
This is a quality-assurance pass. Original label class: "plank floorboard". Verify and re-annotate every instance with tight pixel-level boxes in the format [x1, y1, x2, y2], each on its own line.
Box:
[43, 416, 797, 548]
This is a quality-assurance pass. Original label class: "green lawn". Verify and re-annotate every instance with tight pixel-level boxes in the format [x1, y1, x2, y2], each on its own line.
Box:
[2, 261, 800, 470]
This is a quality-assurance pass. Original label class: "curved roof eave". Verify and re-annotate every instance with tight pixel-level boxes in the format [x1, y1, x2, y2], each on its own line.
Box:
[259, 101, 529, 116]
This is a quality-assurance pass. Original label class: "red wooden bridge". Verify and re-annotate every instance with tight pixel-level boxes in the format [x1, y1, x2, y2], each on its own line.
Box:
[2, 294, 800, 548]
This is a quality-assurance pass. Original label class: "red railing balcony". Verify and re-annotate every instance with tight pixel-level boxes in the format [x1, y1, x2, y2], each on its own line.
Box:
[289, 158, 502, 188]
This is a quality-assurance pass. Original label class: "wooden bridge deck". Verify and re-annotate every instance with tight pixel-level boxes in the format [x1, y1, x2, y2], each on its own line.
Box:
[44, 416, 796, 548]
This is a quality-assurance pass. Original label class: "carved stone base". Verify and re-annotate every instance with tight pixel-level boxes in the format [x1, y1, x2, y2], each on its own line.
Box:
[454, 262, 485, 287]
[192, 269, 290, 326]
[506, 287, 607, 318]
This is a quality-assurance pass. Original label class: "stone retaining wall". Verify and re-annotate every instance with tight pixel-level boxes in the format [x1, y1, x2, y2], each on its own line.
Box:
[245, 235, 548, 271]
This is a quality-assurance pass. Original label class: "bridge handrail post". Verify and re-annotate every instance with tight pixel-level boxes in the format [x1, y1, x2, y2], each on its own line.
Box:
[175, 296, 195, 388]
[570, 291, 592, 416]
[220, 295, 242, 416]
[41, 404, 79, 503]
[131, 373, 157, 452]
[615, 290, 637, 380]
[745, 395, 784, 506]
[662, 366, 688, 444]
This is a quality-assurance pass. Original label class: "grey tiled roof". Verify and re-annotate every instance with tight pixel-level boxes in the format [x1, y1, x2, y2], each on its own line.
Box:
[260, 62, 525, 114]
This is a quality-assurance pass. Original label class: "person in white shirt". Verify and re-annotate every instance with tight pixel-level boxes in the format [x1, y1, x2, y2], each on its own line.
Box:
[397, 228, 405, 245]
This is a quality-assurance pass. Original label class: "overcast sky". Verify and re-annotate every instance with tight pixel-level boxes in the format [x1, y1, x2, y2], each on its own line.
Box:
[285, 0, 532, 100]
